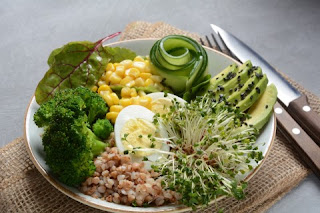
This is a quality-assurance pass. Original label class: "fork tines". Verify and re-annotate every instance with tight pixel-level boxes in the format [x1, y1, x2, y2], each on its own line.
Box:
[200, 33, 239, 62]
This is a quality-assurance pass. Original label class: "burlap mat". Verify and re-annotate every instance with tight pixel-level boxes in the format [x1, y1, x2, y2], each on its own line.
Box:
[1, 21, 319, 213]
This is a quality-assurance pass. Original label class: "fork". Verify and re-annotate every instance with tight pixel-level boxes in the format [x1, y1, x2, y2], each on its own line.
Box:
[200, 33, 320, 178]
[200, 34, 240, 61]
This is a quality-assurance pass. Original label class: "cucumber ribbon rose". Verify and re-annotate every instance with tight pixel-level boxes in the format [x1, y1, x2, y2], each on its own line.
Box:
[149, 35, 210, 101]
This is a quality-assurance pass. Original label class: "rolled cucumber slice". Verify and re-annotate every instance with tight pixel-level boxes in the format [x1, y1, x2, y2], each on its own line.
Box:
[150, 35, 208, 96]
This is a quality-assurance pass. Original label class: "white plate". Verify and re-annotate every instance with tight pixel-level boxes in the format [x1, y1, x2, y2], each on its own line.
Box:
[24, 39, 276, 213]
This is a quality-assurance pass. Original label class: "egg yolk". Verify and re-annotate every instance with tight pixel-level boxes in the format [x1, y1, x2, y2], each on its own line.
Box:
[120, 118, 162, 157]
[151, 98, 172, 114]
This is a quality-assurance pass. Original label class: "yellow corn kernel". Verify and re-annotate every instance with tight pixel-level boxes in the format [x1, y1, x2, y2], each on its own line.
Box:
[132, 97, 140, 105]
[120, 60, 133, 69]
[144, 78, 154, 86]
[121, 87, 131, 98]
[105, 71, 113, 84]
[105, 70, 113, 79]
[98, 80, 107, 87]
[113, 63, 120, 68]
[91, 86, 98, 92]
[142, 96, 152, 102]
[99, 90, 110, 100]
[101, 92, 113, 106]
[138, 96, 152, 109]
[106, 112, 118, 123]
[120, 76, 134, 86]
[98, 85, 112, 94]
[126, 80, 135, 87]
[130, 88, 138, 97]
[119, 98, 133, 107]
[110, 93, 120, 105]
[139, 73, 152, 80]
[144, 60, 152, 73]
[154, 83, 164, 91]
[135, 77, 145, 87]
[150, 75, 163, 83]
[109, 73, 122, 85]
[134, 56, 145, 62]
[106, 63, 115, 72]
[115, 65, 125, 77]
[125, 67, 140, 78]
[132, 61, 146, 72]
[110, 105, 123, 112]
[138, 90, 146, 96]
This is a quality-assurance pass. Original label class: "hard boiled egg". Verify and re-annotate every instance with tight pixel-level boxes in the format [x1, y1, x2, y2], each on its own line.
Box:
[147, 92, 186, 114]
[114, 105, 169, 170]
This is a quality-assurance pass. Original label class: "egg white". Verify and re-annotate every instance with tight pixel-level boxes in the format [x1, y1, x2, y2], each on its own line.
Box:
[114, 105, 169, 170]
[147, 92, 186, 104]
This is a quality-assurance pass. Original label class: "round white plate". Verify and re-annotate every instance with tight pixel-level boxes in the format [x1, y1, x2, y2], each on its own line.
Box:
[24, 39, 276, 213]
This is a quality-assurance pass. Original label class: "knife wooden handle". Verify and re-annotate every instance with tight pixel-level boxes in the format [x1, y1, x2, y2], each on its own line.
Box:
[287, 94, 320, 145]
[275, 102, 320, 178]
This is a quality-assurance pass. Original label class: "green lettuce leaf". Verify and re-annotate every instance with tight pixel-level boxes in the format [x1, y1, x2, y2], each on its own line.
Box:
[104, 46, 136, 63]
[35, 41, 110, 105]
[47, 47, 63, 66]
[35, 33, 138, 105]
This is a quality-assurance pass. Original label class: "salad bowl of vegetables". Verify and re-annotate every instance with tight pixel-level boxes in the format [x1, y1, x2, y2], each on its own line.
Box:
[24, 33, 276, 212]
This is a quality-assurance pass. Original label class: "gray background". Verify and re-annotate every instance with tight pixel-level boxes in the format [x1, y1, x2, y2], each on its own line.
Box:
[1, 0, 319, 212]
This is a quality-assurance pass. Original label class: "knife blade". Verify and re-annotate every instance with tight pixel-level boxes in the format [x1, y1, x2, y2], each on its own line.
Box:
[210, 24, 320, 145]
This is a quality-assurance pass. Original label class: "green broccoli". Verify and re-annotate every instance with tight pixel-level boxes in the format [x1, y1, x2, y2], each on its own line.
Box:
[74, 87, 108, 124]
[92, 119, 113, 140]
[34, 87, 110, 186]
[34, 87, 108, 126]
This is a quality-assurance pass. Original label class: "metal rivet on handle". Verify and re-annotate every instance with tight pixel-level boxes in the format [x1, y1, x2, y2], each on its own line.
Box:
[303, 105, 311, 112]
[275, 108, 283, 114]
[292, 128, 301, 135]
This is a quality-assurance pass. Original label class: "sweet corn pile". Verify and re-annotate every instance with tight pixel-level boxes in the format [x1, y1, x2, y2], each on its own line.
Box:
[92, 56, 165, 123]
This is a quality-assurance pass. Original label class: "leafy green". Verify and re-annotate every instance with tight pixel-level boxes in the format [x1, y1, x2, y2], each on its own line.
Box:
[35, 41, 109, 105]
[47, 47, 63, 66]
[35, 33, 124, 105]
[104, 46, 136, 63]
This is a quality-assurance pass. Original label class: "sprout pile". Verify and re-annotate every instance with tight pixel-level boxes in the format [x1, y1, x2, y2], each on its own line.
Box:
[151, 91, 263, 209]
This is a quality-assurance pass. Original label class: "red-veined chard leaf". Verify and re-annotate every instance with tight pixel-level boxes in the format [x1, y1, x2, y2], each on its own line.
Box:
[104, 46, 136, 63]
[35, 32, 121, 105]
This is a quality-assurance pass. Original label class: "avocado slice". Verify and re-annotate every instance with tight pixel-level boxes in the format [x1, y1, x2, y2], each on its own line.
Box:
[236, 74, 268, 112]
[208, 63, 238, 91]
[246, 84, 278, 130]
[213, 61, 253, 100]
[227, 67, 263, 106]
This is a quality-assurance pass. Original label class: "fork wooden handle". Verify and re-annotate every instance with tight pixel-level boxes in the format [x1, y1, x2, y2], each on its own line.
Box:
[275, 102, 320, 178]
[287, 94, 320, 145]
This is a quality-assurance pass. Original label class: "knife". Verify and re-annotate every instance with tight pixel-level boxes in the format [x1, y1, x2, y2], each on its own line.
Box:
[210, 24, 320, 145]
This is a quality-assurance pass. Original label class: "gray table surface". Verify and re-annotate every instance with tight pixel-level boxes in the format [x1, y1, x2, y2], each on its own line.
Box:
[1, 0, 320, 212]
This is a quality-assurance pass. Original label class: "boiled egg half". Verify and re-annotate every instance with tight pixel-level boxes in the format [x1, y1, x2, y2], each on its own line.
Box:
[114, 92, 186, 170]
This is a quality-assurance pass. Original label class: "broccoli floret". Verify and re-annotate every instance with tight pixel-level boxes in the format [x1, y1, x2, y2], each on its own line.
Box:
[34, 87, 109, 186]
[34, 87, 108, 127]
[92, 119, 113, 140]
[73, 87, 108, 124]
